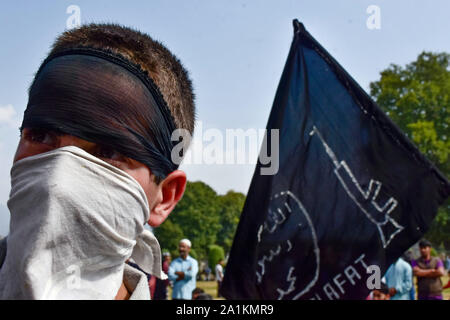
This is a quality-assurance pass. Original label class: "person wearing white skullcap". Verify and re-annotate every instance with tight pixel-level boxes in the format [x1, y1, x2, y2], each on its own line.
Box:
[168, 239, 199, 299]
[179, 239, 191, 248]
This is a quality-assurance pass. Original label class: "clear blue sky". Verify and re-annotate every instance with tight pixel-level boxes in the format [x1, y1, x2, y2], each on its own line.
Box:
[0, 0, 449, 235]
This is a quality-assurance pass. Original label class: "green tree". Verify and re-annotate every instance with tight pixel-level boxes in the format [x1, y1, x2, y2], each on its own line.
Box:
[369, 51, 450, 249]
[154, 181, 246, 260]
[154, 181, 222, 261]
[216, 191, 246, 255]
[154, 219, 185, 259]
[208, 244, 225, 270]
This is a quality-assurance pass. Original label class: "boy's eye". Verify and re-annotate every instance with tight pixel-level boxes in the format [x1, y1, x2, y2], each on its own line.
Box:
[23, 128, 59, 147]
[97, 146, 115, 159]
[95, 145, 124, 162]
[21, 128, 127, 167]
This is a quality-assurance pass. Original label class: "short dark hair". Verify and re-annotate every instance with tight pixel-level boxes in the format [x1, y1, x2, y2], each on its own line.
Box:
[192, 287, 204, 295]
[419, 239, 432, 248]
[45, 23, 195, 136]
[195, 293, 213, 300]
[378, 281, 389, 295]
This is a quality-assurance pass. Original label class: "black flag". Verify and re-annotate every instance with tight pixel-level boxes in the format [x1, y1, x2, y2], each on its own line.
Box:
[220, 20, 450, 300]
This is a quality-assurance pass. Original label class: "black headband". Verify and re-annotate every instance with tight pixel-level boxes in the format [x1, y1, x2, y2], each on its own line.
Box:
[32, 47, 177, 133]
[22, 47, 180, 180]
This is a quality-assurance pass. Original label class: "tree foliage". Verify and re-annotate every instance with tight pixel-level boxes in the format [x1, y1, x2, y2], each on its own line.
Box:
[370, 51, 450, 249]
[154, 181, 245, 262]
[156, 219, 185, 259]
[216, 191, 246, 254]
[208, 244, 225, 269]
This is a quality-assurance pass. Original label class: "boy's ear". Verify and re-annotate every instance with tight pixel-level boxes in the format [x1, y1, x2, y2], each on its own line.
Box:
[147, 170, 186, 227]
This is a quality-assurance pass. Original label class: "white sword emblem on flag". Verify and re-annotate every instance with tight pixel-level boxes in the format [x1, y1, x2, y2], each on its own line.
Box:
[310, 126, 404, 248]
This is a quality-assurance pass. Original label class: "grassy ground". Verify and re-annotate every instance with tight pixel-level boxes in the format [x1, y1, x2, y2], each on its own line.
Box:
[440, 275, 449, 300]
[167, 276, 450, 300]
[197, 280, 224, 299]
[167, 280, 224, 300]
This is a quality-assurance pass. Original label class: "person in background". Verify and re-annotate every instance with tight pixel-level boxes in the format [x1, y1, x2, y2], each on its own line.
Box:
[371, 282, 391, 300]
[445, 254, 450, 272]
[215, 259, 224, 298]
[168, 239, 198, 299]
[402, 251, 417, 300]
[443, 254, 450, 290]
[412, 239, 445, 300]
[204, 265, 211, 281]
[153, 252, 171, 300]
[384, 255, 413, 300]
[192, 287, 213, 300]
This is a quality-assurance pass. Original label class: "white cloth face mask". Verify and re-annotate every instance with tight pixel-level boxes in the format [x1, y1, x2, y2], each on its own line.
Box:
[0, 146, 166, 300]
